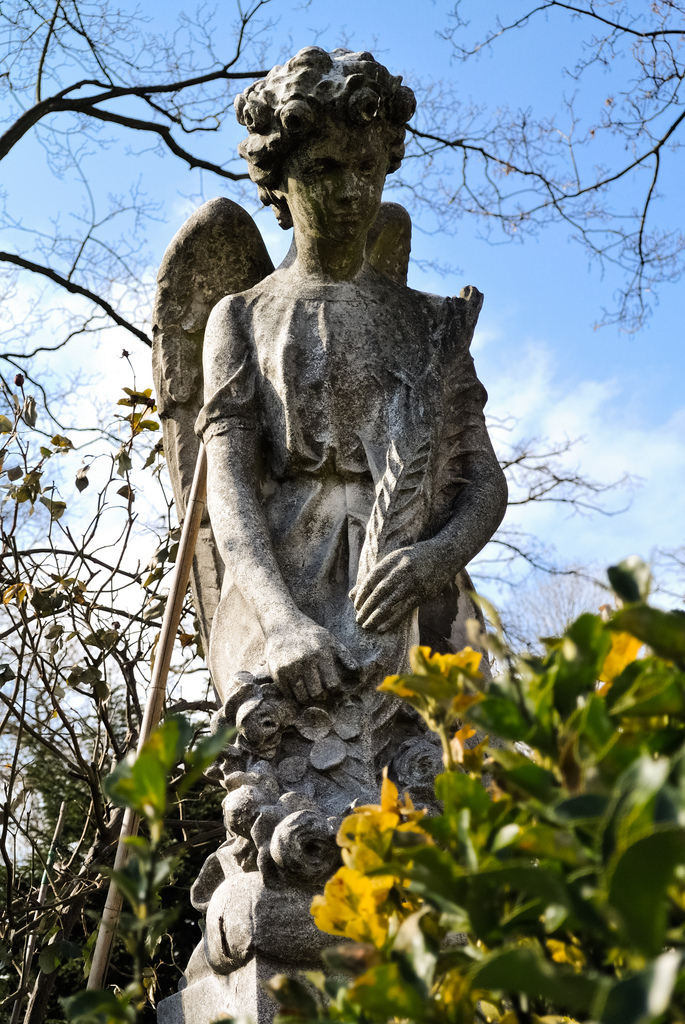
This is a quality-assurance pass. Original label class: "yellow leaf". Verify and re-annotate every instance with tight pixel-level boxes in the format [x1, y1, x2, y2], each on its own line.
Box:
[310, 866, 391, 946]
[377, 673, 414, 698]
[546, 939, 586, 971]
[599, 631, 643, 688]
[380, 767, 399, 813]
[411, 644, 483, 677]
[3, 583, 27, 606]
[451, 724, 477, 764]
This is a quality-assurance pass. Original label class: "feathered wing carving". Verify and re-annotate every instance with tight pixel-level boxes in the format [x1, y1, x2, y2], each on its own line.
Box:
[152, 198, 274, 655]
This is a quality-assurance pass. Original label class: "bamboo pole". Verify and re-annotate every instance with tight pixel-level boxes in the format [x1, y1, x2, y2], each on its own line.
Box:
[86, 444, 207, 991]
[10, 801, 67, 1024]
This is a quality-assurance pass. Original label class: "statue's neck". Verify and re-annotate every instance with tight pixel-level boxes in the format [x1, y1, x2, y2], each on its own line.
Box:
[291, 230, 367, 283]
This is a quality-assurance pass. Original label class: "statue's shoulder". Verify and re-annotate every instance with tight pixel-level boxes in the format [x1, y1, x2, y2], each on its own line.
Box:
[367, 271, 484, 358]
[366, 268, 462, 318]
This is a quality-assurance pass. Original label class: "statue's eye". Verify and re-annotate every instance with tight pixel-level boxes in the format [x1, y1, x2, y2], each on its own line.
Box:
[305, 158, 339, 177]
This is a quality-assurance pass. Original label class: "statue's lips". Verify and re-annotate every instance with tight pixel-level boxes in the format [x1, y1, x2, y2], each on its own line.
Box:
[329, 212, 363, 225]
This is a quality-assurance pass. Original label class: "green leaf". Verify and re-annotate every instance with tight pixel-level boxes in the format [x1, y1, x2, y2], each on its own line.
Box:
[607, 556, 652, 603]
[103, 717, 192, 824]
[39, 495, 67, 521]
[434, 770, 492, 818]
[609, 605, 685, 668]
[50, 433, 74, 450]
[391, 909, 439, 994]
[350, 961, 429, 1021]
[600, 949, 681, 1024]
[83, 628, 119, 651]
[497, 761, 559, 803]
[510, 824, 586, 866]
[63, 988, 134, 1023]
[610, 662, 685, 718]
[553, 614, 611, 718]
[467, 696, 529, 740]
[0, 414, 13, 433]
[469, 946, 607, 1015]
[178, 726, 234, 798]
[608, 826, 685, 956]
[38, 945, 59, 974]
[116, 451, 132, 477]
[556, 794, 609, 820]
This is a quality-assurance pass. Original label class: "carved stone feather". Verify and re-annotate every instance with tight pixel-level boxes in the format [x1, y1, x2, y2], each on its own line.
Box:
[356, 435, 431, 584]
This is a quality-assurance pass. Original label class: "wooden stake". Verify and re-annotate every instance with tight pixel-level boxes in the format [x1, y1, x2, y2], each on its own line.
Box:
[87, 444, 207, 991]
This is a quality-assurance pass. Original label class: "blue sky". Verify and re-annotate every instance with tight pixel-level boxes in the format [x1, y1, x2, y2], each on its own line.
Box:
[3, 0, 683, 602]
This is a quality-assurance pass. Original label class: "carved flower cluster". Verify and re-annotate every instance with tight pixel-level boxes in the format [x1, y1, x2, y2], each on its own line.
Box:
[211, 672, 364, 774]
[222, 763, 339, 889]
[235, 46, 416, 224]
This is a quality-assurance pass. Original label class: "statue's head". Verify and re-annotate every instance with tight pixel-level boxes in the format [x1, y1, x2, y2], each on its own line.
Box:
[235, 47, 416, 234]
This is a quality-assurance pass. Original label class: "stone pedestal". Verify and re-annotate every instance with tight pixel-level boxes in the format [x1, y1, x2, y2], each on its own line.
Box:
[157, 955, 284, 1024]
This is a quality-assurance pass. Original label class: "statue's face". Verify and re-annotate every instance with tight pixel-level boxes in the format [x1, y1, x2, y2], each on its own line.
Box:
[279, 121, 389, 244]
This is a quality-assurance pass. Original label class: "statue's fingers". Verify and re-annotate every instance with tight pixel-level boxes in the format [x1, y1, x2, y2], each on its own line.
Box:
[358, 594, 399, 631]
[352, 564, 387, 610]
[280, 661, 308, 704]
[376, 601, 414, 634]
[271, 666, 293, 701]
[304, 663, 324, 700]
[355, 571, 402, 623]
[332, 639, 359, 672]
[290, 674, 309, 704]
[319, 651, 343, 692]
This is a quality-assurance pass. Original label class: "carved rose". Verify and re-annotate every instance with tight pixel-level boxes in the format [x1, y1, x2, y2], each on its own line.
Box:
[222, 768, 280, 871]
[235, 694, 293, 759]
[391, 736, 443, 804]
[269, 808, 339, 886]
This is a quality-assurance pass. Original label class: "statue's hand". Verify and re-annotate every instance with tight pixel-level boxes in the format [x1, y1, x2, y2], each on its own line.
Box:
[351, 542, 451, 633]
[266, 616, 358, 704]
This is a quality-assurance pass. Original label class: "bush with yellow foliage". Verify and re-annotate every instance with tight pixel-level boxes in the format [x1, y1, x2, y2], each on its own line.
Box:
[265, 557, 685, 1024]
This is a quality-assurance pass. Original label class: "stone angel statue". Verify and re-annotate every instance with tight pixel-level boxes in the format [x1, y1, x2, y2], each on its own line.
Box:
[153, 46, 507, 1024]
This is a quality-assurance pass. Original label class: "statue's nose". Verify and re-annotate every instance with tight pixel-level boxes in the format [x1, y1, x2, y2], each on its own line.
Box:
[338, 173, 362, 202]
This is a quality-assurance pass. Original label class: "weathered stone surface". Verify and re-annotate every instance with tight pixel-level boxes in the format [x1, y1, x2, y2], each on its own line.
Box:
[309, 735, 347, 770]
[156, 44, 507, 1024]
[297, 707, 332, 741]
[333, 703, 361, 740]
[157, 954, 296, 1024]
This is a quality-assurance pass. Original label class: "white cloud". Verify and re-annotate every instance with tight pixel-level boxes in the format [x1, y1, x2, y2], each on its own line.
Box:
[478, 332, 685, 579]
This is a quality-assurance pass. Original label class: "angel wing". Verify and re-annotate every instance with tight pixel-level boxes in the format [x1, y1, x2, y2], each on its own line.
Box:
[152, 198, 413, 664]
[152, 198, 274, 655]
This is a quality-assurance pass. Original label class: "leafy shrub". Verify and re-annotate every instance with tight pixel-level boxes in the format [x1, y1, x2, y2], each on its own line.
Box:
[267, 558, 685, 1024]
[63, 717, 230, 1024]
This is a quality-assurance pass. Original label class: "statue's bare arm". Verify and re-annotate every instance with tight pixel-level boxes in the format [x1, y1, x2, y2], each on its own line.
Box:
[353, 435, 508, 633]
[203, 298, 357, 702]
